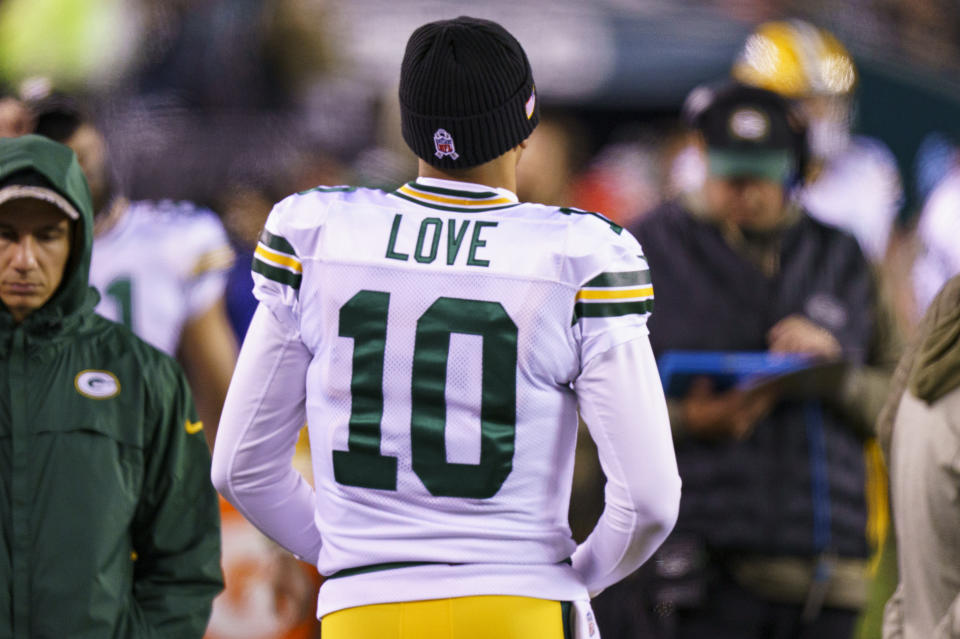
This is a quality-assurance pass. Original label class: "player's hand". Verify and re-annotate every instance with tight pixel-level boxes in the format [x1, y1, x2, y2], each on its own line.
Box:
[269, 549, 316, 627]
[681, 377, 778, 440]
[767, 314, 842, 360]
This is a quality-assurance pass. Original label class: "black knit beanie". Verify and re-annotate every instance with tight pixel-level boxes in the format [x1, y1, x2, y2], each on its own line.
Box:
[399, 16, 539, 169]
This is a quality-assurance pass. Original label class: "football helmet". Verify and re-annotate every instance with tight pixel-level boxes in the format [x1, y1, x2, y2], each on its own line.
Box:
[732, 19, 856, 99]
[733, 20, 857, 159]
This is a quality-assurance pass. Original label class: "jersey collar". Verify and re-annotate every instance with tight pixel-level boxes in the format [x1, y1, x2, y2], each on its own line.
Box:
[391, 177, 520, 212]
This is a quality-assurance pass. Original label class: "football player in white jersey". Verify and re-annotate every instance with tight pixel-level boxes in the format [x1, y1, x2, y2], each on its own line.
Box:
[31, 95, 237, 448]
[911, 166, 960, 316]
[732, 19, 903, 264]
[212, 16, 680, 639]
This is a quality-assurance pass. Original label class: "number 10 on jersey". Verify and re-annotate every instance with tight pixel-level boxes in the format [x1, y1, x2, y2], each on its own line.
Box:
[333, 290, 519, 499]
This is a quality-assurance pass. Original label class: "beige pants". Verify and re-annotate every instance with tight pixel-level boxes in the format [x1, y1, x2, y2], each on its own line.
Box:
[883, 388, 960, 639]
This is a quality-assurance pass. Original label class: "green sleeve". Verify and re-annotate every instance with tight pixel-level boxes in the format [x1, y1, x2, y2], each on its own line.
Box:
[131, 358, 223, 638]
[833, 267, 905, 439]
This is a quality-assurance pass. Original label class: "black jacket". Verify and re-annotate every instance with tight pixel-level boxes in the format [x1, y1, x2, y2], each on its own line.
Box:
[632, 200, 874, 558]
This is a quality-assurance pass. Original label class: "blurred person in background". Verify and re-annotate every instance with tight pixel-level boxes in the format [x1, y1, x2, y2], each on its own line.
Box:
[878, 273, 960, 639]
[0, 89, 31, 137]
[220, 173, 289, 344]
[908, 154, 960, 324]
[220, 148, 349, 344]
[732, 18, 904, 266]
[733, 24, 905, 637]
[876, 133, 959, 340]
[0, 133, 222, 637]
[212, 16, 680, 638]
[609, 82, 898, 639]
[30, 93, 237, 450]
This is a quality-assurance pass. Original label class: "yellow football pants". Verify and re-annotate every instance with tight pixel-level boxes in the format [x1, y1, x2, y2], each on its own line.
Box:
[321, 595, 570, 639]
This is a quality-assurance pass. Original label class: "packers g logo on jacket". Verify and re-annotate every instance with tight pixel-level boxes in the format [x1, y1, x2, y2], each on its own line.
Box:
[75, 369, 121, 399]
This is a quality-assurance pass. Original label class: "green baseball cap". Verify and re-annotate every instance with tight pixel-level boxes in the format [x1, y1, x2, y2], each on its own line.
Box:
[707, 149, 795, 181]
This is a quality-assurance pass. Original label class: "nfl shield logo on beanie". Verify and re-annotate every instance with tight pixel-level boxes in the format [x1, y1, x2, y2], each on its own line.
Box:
[433, 128, 459, 160]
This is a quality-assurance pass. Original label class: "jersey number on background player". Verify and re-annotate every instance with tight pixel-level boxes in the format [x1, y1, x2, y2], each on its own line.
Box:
[333, 290, 518, 499]
[106, 276, 134, 329]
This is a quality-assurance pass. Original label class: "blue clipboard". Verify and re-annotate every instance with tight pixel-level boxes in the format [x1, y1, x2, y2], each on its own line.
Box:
[657, 350, 817, 398]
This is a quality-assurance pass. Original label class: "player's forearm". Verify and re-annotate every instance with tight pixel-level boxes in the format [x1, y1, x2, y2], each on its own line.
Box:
[211, 304, 323, 562]
[179, 298, 239, 450]
[571, 336, 681, 597]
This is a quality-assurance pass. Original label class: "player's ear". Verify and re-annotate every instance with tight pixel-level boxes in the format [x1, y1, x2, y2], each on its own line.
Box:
[513, 139, 529, 165]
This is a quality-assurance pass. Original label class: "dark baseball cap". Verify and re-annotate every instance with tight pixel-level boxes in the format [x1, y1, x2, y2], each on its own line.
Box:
[691, 83, 800, 182]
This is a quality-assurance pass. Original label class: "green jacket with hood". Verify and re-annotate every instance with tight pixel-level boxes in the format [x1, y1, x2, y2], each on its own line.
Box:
[0, 135, 223, 638]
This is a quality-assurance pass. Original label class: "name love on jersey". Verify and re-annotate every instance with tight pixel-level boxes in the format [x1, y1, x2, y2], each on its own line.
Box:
[385, 214, 498, 267]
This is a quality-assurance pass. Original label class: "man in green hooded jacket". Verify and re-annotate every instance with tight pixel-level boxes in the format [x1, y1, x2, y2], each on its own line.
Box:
[0, 134, 223, 637]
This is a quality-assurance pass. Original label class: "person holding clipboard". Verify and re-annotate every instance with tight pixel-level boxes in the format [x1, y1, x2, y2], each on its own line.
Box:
[591, 82, 900, 639]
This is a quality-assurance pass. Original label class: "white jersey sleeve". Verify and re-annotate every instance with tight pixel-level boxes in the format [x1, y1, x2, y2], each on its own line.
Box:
[563, 216, 677, 596]
[211, 303, 321, 562]
[913, 169, 960, 314]
[572, 336, 680, 596]
[181, 204, 235, 318]
[569, 218, 654, 367]
[250, 193, 323, 333]
[801, 136, 903, 263]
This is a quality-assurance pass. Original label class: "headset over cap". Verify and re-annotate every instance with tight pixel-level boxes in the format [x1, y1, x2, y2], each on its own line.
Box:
[399, 16, 539, 169]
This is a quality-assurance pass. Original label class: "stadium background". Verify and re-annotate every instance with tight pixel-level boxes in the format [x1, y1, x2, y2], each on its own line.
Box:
[1, 1, 957, 638]
[2, 0, 958, 218]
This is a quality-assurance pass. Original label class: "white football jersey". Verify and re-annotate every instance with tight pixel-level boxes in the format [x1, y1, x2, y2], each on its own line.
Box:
[90, 200, 234, 355]
[252, 177, 653, 610]
[801, 136, 903, 263]
[913, 168, 960, 315]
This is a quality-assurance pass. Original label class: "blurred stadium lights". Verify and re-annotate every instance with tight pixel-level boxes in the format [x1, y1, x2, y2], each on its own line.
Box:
[0, 0, 140, 90]
[329, 0, 752, 108]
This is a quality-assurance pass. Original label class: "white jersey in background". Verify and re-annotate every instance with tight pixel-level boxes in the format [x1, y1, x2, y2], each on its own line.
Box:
[89, 200, 235, 355]
[913, 167, 960, 315]
[801, 136, 903, 263]
[213, 177, 680, 618]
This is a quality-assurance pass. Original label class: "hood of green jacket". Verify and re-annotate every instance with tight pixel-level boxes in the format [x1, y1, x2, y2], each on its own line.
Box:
[909, 274, 960, 405]
[0, 134, 98, 333]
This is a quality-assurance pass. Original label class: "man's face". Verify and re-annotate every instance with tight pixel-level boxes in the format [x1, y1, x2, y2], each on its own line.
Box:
[0, 199, 72, 323]
[64, 123, 109, 212]
[703, 174, 786, 231]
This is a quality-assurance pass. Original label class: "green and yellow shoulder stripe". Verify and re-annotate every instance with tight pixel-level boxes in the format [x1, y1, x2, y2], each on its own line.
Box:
[573, 263, 653, 324]
[190, 245, 236, 277]
[252, 229, 302, 289]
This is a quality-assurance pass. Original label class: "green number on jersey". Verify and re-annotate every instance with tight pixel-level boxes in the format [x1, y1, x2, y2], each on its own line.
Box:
[333, 291, 518, 499]
[333, 291, 398, 490]
[105, 276, 133, 329]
